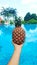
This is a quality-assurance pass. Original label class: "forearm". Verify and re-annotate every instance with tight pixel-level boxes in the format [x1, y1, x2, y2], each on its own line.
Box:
[8, 48, 21, 65]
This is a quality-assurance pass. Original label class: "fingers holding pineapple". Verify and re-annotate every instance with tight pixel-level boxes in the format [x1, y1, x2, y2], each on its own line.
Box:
[12, 41, 23, 50]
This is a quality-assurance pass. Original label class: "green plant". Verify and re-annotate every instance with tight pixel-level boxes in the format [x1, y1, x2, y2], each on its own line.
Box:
[25, 19, 37, 24]
[0, 7, 17, 22]
[21, 20, 26, 24]
[1, 20, 5, 24]
[10, 20, 13, 24]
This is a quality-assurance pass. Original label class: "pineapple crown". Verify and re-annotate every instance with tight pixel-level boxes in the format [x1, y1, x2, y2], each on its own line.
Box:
[15, 17, 21, 27]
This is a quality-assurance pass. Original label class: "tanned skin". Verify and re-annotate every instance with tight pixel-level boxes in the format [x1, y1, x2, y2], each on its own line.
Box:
[8, 42, 23, 65]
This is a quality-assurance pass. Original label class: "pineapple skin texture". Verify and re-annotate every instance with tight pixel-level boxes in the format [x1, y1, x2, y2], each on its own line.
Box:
[12, 27, 25, 45]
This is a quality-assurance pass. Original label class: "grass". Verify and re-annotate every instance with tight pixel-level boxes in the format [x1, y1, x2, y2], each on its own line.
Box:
[27, 19, 37, 24]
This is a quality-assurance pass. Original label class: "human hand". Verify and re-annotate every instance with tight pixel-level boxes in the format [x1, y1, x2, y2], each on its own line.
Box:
[12, 41, 23, 50]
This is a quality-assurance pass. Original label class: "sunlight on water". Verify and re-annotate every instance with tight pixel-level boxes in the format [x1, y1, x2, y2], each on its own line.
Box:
[0, 30, 3, 35]
[21, 24, 26, 32]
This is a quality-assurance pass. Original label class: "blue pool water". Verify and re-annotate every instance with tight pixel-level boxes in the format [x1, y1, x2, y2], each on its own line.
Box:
[0, 24, 37, 65]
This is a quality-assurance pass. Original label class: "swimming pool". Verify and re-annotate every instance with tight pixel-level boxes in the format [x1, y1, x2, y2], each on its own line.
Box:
[0, 24, 37, 65]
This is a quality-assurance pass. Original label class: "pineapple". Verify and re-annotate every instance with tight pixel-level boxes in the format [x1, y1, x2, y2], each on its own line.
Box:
[12, 17, 25, 45]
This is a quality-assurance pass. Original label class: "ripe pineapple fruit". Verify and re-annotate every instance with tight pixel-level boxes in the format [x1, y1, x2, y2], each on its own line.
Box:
[12, 17, 25, 45]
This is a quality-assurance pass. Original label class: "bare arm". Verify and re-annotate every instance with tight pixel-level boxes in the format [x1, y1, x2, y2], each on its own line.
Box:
[8, 44, 22, 65]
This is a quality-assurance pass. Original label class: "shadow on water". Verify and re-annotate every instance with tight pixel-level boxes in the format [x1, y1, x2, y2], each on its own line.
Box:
[0, 24, 15, 35]
[24, 24, 37, 30]
[0, 46, 2, 51]
[0, 24, 37, 31]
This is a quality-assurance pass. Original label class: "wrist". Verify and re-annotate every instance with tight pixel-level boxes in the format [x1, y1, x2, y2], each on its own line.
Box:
[14, 47, 21, 53]
[14, 44, 22, 50]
